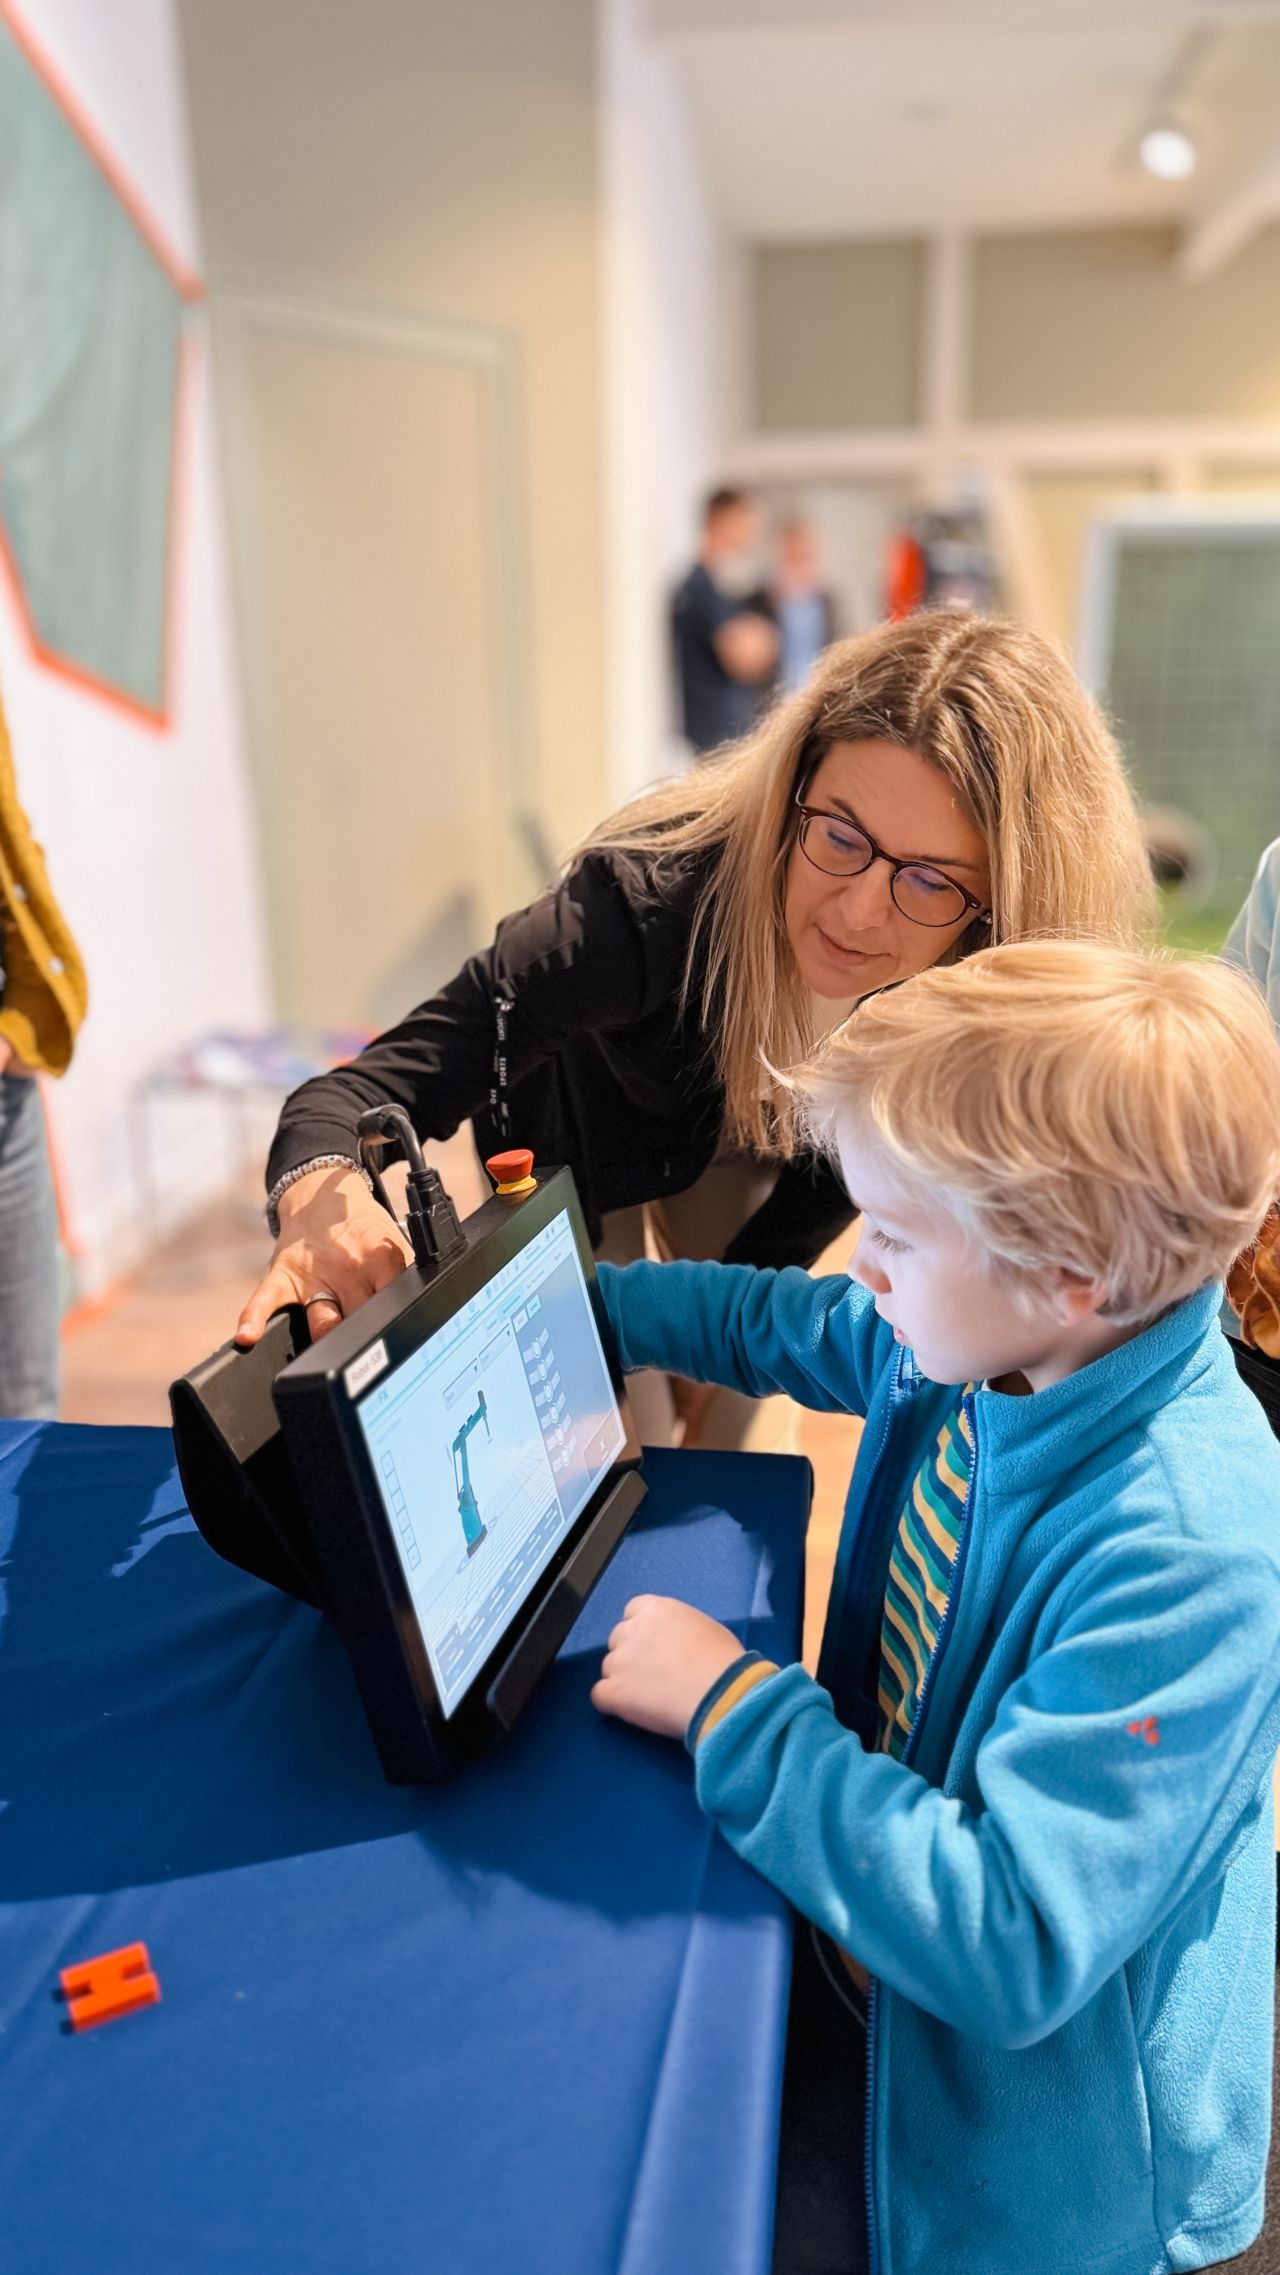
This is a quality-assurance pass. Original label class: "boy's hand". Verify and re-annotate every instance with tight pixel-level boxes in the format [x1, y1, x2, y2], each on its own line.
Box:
[592, 1595, 745, 1740]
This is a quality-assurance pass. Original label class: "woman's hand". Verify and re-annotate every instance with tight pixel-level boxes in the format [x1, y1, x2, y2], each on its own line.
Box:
[235, 1163, 413, 1346]
[0, 1036, 35, 1077]
[592, 1594, 745, 1740]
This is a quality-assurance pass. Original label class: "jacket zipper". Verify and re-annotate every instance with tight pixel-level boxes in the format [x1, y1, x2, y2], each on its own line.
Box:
[863, 1385, 981, 2275]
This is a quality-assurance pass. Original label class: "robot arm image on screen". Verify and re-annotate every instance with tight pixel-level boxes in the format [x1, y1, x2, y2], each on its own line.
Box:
[452, 1392, 492, 1557]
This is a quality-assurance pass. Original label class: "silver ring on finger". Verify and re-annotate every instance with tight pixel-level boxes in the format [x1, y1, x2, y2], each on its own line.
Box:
[305, 1291, 342, 1312]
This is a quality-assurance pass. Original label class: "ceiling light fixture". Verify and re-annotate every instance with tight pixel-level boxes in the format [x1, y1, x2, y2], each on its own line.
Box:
[1139, 122, 1197, 182]
[1131, 27, 1211, 185]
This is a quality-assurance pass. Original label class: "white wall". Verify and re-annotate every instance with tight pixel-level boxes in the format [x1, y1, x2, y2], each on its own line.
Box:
[600, 0, 736, 800]
[180, 0, 609, 868]
[0, 0, 270, 1295]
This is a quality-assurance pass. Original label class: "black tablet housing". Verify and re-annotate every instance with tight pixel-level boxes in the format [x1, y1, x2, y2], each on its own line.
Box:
[171, 1168, 644, 1782]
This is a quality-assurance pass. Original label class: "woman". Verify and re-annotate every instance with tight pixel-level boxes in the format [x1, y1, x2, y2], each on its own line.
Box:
[236, 612, 1153, 1444]
[0, 675, 87, 1418]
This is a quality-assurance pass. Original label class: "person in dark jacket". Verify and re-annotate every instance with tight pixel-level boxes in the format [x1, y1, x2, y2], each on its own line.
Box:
[236, 611, 1154, 1446]
[671, 486, 778, 754]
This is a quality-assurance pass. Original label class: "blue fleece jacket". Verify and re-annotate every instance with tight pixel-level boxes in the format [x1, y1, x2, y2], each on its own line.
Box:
[599, 1260, 1280, 2275]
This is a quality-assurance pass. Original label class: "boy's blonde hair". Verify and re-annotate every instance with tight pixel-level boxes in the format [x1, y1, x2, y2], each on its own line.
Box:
[581, 613, 1154, 1158]
[793, 941, 1280, 1326]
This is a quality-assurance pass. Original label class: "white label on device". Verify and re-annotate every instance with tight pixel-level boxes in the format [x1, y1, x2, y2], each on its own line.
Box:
[345, 1339, 389, 1397]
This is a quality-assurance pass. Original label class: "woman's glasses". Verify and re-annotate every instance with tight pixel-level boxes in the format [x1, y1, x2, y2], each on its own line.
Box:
[793, 787, 989, 930]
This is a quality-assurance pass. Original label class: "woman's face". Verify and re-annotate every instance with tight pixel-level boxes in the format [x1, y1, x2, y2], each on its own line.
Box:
[783, 739, 992, 1001]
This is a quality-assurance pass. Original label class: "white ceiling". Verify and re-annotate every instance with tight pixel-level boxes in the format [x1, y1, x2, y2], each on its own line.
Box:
[645, 1, 1280, 250]
[647, 0, 1280, 31]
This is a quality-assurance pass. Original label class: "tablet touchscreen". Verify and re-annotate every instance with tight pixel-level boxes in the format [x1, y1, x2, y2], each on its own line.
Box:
[354, 1204, 627, 1717]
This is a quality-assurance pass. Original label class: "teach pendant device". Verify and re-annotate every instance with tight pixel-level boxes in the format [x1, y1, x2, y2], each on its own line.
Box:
[169, 1119, 645, 1783]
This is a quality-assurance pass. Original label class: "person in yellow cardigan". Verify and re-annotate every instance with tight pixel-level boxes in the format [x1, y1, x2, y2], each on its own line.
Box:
[0, 678, 87, 1417]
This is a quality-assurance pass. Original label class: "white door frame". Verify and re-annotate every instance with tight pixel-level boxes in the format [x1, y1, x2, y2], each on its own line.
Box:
[210, 264, 541, 922]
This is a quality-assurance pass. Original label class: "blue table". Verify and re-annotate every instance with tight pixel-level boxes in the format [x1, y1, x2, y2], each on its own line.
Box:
[0, 1422, 808, 2275]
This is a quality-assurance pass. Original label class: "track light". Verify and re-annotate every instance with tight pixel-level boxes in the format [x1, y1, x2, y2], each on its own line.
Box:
[1139, 122, 1197, 181]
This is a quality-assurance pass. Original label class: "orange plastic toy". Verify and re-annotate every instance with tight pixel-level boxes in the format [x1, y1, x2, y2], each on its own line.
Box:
[486, 1148, 537, 1198]
[60, 1942, 161, 2031]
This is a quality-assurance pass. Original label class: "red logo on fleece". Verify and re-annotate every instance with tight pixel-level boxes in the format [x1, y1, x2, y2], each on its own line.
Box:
[1127, 1717, 1160, 1746]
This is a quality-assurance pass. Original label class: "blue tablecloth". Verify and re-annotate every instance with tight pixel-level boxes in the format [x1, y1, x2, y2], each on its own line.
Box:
[0, 1422, 808, 2275]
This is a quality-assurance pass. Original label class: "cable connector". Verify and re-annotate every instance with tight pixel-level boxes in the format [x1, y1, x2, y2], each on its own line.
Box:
[356, 1106, 466, 1272]
[408, 1159, 466, 1268]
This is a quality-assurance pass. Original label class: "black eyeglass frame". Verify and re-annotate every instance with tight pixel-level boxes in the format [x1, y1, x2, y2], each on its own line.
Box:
[791, 775, 991, 931]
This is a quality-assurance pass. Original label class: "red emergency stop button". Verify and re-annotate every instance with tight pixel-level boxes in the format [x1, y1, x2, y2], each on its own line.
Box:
[486, 1149, 537, 1197]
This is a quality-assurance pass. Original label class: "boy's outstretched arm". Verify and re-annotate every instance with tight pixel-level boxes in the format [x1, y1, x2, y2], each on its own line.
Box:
[598, 1257, 892, 1418]
[594, 1540, 1280, 2052]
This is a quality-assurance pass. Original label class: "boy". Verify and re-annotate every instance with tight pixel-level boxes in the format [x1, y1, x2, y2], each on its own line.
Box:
[591, 941, 1280, 2275]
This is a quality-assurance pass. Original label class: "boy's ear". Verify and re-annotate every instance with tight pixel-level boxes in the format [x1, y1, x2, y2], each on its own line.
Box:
[1047, 1268, 1111, 1325]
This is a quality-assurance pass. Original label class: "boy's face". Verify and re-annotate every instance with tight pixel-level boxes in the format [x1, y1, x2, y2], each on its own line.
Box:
[837, 1130, 1106, 1393]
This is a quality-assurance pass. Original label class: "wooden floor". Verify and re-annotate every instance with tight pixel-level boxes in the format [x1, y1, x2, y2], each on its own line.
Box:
[60, 1182, 860, 1668]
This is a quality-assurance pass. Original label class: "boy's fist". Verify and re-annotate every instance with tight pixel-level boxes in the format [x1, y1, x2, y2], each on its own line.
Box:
[592, 1594, 745, 1740]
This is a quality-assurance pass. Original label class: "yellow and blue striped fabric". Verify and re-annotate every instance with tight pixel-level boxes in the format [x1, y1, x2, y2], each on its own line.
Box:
[878, 1395, 974, 1758]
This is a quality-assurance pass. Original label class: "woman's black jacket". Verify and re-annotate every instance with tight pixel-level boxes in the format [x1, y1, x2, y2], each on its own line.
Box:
[266, 847, 854, 1271]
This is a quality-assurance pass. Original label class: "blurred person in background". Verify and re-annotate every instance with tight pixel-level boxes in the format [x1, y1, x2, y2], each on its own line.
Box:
[1220, 834, 1280, 1430]
[0, 678, 87, 1418]
[671, 485, 779, 755]
[236, 613, 1154, 1451]
[751, 515, 839, 697]
[1222, 833, 1280, 1027]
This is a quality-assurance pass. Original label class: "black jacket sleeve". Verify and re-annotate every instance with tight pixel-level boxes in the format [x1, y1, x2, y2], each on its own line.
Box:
[266, 851, 675, 1191]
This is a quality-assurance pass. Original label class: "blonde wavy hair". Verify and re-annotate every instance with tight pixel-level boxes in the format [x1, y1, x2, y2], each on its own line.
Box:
[791, 940, 1280, 1327]
[584, 611, 1155, 1157]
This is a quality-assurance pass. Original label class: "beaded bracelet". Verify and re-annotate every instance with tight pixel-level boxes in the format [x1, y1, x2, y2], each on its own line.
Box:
[265, 1153, 371, 1239]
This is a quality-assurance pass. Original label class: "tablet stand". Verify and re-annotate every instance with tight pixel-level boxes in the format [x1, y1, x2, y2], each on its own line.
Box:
[170, 1148, 645, 1780]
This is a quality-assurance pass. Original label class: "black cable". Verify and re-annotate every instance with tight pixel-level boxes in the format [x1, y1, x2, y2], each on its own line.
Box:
[356, 1105, 466, 1272]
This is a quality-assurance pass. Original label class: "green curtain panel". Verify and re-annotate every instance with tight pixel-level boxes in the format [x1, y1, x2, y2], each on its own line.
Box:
[1103, 528, 1280, 914]
[0, 21, 189, 715]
